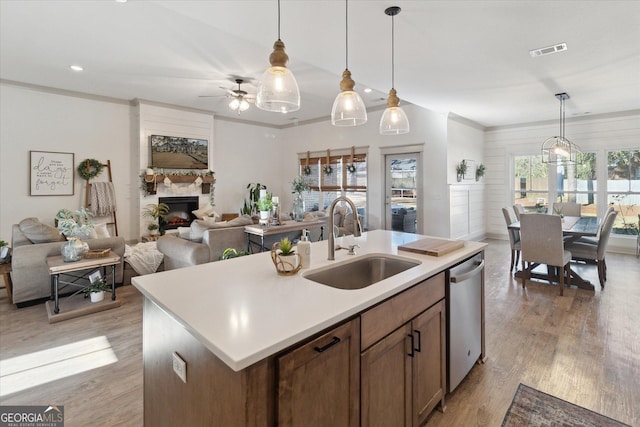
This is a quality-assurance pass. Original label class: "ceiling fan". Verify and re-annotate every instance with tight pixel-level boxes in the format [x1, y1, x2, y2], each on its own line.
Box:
[200, 79, 256, 114]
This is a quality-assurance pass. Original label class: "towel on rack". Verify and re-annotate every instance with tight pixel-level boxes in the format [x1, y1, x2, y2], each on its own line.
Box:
[90, 182, 117, 216]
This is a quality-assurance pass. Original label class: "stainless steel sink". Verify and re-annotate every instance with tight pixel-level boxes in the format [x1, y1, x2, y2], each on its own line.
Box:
[303, 254, 421, 290]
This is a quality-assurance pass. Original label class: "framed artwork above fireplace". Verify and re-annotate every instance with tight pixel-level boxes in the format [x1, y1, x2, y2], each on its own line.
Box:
[150, 135, 208, 170]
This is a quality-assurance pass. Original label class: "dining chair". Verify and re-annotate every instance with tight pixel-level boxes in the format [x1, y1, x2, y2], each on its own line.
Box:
[565, 211, 617, 288]
[551, 202, 581, 217]
[576, 206, 615, 246]
[513, 204, 525, 220]
[502, 207, 521, 273]
[520, 213, 572, 296]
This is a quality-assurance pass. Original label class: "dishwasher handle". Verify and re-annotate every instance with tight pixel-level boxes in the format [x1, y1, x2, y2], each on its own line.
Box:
[450, 260, 485, 283]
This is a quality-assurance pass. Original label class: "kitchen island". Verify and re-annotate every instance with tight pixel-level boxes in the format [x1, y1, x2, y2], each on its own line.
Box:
[133, 230, 487, 426]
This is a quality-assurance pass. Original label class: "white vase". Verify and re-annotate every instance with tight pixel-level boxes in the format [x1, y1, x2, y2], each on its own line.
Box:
[90, 291, 105, 303]
[259, 210, 271, 220]
[278, 253, 298, 272]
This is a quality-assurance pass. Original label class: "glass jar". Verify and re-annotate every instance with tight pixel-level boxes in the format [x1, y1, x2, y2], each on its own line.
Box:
[293, 193, 305, 222]
[61, 237, 84, 262]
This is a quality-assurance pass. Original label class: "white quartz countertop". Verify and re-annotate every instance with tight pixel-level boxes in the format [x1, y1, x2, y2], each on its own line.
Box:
[132, 230, 487, 371]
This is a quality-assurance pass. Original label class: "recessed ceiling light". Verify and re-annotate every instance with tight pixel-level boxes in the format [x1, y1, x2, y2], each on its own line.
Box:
[70, 65, 84, 72]
[115, 0, 127, 3]
[363, 88, 372, 93]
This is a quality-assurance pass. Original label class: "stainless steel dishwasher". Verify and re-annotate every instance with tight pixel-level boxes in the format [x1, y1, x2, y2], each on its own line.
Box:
[446, 252, 485, 392]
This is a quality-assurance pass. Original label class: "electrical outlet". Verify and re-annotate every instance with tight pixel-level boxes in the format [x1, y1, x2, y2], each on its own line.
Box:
[172, 352, 187, 383]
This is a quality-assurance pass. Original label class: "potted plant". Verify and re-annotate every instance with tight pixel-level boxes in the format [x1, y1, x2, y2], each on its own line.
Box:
[83, 277, 110, 303]
[55, 208, 94, 261]
[147, 223, 159, 237]
[0, 240, 9, 261]
[241, 183, 267, 216]
[275, 237, 298, 272]
[146, 165, 155, 175]
[475, 163, 486, 181]
[257, 193, 273, 222]
[143, 203, 170, 235]
[456, 160, 467, 182]
[291, 176, 310, 222]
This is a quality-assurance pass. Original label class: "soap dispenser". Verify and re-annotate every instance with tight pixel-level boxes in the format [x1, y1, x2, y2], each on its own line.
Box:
[298, 230, 311, 269]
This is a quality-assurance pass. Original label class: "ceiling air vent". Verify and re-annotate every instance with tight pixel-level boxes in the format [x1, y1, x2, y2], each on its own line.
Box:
[529, 43, 567, 58]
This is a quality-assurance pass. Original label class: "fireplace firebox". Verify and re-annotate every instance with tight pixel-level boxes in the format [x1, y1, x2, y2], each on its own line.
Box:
[159, 196, 199, 230]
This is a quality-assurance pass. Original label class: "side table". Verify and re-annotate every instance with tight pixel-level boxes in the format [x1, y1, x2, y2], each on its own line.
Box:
[0, 261, 13, 304]
[46, 252, 120, 320]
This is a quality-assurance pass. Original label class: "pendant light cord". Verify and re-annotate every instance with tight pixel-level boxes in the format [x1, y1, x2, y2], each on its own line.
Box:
[391, 13, 395, 89]
[560, 97, 564, 139]
[345, 0, 349, 69]
[277, 0, 281, 39]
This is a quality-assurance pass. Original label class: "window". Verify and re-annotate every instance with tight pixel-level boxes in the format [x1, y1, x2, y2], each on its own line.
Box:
[299, 149, 367, 227]
[513, 154, 549, 213]
[558, 151, 598, 217]
[607, 150, 640, 235]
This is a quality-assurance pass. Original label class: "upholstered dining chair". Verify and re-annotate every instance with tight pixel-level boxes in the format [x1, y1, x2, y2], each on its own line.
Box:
[513, 204, 525, 220]
[520, 213, 572, 296]
[502, 207, 521, 272]
[576, 206, 615, 246]
[551, 202, 581, 217]
[565, 211, 617, 288]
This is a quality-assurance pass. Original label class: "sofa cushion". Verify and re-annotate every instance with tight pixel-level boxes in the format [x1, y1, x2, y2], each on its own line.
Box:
[19, 217, 64, 244]
[88, 222, 111, 239]
[227, 215, 253, 226]
[192, 205, 216, 219]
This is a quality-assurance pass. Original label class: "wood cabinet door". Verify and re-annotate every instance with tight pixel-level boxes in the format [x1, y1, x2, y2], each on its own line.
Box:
[361, 323, 412, 427]
[411, 300, 446, 426]
[277, 318, 360, 427]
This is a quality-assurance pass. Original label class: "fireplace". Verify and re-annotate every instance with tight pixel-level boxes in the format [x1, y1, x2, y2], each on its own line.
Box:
[159, 196, 199, 230]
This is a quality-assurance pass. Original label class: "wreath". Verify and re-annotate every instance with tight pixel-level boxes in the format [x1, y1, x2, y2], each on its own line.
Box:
[323, 164, 333, 175]
[77, 159, 104, 180]
[302, 165, 312, 176]
[347, 164, 357, 174]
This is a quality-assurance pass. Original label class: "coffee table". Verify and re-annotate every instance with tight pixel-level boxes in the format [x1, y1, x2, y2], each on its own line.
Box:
[47, 252, 120, 315]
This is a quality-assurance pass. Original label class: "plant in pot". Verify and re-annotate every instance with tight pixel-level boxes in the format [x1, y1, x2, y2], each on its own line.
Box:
[143, 203, 170, 235]
[257, 193, 273, 222]
[241, 183, 267, 216]
[273, 237, 299, 273]
[147, 223, 160, 237]
[0, 240, 9, 261]
[475, 163, 486, 181]
[456, 160, 467, 182]
[55, 208, 95, 262]
[83, 277, 111, 303]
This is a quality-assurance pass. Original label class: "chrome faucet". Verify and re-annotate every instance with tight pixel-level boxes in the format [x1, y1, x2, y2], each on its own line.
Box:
[327, 196, 362, 260]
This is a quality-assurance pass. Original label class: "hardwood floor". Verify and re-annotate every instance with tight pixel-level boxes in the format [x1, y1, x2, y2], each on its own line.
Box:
[0, 239, 638, 426]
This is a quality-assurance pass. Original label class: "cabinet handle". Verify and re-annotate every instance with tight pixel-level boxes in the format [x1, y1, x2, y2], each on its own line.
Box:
[414, 329, 421, 353]
[407, 334, 415, 358]
[314, 336, 341, 353]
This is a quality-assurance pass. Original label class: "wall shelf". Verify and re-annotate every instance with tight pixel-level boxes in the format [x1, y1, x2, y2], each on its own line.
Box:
[144, 174, 214, 195]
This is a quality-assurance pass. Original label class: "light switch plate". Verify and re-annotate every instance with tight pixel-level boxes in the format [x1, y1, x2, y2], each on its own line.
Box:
[172, 352, 187, 383]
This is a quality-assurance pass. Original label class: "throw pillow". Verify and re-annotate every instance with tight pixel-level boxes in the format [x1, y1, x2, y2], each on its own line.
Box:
[227, 215, 253, 226]
[19, 217, 65, 244]
[192, 205, 215, 219]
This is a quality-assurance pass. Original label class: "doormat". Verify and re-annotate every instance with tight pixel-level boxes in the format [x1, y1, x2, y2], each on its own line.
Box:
[502, 383, 630, 427]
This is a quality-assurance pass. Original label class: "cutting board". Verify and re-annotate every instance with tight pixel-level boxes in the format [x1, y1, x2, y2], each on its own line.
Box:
[398, 237, 465, 257]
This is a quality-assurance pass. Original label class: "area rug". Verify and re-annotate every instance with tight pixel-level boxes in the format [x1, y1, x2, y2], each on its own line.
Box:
[502, 383, 630, 427]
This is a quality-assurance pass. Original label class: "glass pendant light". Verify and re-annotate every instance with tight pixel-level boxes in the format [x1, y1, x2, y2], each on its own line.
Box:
[256, 0, 300, 113]
[542, 93, 581, 164]
[380, 6, 409, 135]
[331, 0, 367, 126]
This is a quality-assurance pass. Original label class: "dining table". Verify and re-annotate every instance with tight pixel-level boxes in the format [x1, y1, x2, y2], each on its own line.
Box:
[508, 215, 600, 291]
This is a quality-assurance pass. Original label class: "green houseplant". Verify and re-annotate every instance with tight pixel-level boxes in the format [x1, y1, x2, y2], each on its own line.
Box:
[143, 203, 170, 235]
[83, 278, 111, 303]
[273, 237, 299, 273]
[241, 183, 267, 216]
[257, 193, 273, 222]
[219, 248, 250, 260]
[455, 160, 468, 182]
[475, 163, 486, 181]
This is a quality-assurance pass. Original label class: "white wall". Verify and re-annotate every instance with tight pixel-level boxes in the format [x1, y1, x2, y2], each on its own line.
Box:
[485, 111, 640, 253]
[0, 83, 133, 242]
[281, 104, 459, 237]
